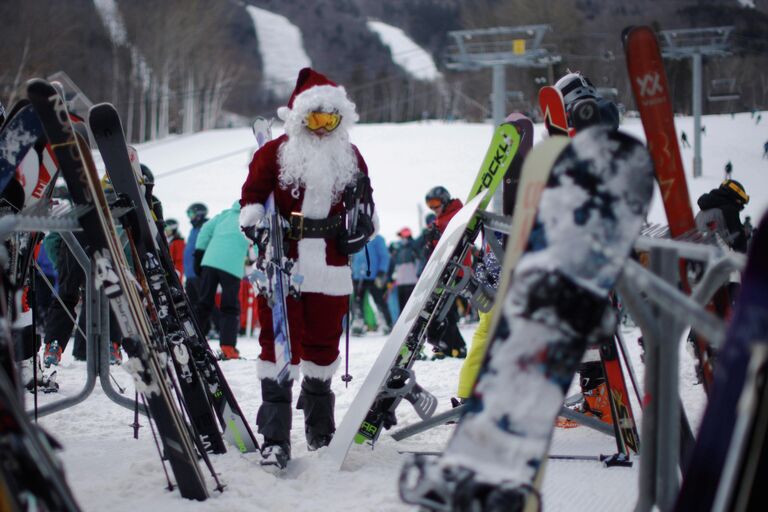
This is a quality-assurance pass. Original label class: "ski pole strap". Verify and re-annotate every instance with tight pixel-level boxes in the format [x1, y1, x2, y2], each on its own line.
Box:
[286, 211, 344, 240]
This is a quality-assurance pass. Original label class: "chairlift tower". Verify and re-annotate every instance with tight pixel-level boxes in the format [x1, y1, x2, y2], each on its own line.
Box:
[659, 27, 734, 178]
[446, 25, 561, 127]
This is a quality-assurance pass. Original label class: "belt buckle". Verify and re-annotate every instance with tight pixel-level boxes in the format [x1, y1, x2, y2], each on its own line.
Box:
[288, 211, 304, 240]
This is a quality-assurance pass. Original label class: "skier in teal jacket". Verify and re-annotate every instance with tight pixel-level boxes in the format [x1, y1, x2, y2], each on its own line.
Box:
[194, 200, 251, 359]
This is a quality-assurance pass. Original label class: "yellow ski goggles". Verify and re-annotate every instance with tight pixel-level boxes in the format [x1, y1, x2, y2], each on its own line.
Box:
[722, 180, 749, 204]
[305, 111, 341, 132]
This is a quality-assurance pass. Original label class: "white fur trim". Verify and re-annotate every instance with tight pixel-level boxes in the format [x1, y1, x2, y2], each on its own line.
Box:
[281, 84, 358, 133]
[258, 359, 300, 381]
[296, 239, 352, 295]
[301, 356, 341, 380]
[239, 203, 264, 228]
[277, 106, 291, 121]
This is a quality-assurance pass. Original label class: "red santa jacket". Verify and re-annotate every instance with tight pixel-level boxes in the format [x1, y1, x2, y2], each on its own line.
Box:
[240, 134, 370, 296]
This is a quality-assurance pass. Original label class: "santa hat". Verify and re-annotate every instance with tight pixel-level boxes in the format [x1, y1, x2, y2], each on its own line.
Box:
[277, 67, 359, 126]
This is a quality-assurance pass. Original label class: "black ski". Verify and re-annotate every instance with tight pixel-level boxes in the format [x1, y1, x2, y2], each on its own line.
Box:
[88, 104, 226, 455]
[27, 79, 209, 500]
[88, 102, 258, 454]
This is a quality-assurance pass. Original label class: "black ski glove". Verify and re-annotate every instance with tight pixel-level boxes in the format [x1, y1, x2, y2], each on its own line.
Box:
[337, 213, 374, 256]
[193, 249, 205, 276]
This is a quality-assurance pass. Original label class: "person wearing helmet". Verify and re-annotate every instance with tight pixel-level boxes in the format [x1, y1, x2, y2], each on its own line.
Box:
[696, 179, 750, 253]
[183, 203, 210, 316]
[423, 186, 467, 359]
[554, 71, 620, 131]
[164, 218, 185, 280]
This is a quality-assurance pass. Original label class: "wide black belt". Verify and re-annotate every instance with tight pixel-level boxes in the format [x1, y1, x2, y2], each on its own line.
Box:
[287, 211, 344, 240]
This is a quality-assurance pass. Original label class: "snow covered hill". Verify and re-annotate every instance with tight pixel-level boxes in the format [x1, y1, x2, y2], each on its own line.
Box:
[367, 20, 441, 82]
[142, 111, 768, 242]
[33, 111, 767, 511]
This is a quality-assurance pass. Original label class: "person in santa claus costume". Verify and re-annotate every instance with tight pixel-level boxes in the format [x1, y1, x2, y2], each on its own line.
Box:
[239, 67, 377, 468]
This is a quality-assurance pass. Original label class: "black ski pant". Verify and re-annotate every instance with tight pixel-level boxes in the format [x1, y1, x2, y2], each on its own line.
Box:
[44, 245, 82, 354]
[195, 266, 240, 348]
[352, 279, 393, 329]
[427, 301, 465, 353]
[397, 284, 416, 311]
[186, 276, 221, 335]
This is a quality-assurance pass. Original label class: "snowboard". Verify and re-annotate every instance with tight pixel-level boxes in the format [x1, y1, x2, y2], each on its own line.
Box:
[538, 86, 571, 137]
[28, 79, 210, 500]
[675, 211, 768, 511]
[327, 120, 523, 470]
[399, 125, 654, 511]
[624, 25, 717, 392]
[89, 102, 228, 455]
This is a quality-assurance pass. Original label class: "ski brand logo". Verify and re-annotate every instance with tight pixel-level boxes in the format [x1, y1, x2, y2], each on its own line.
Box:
[476, 138, 510, 193]
[636, 73, 663, 97]
[635, 72, 666, 107]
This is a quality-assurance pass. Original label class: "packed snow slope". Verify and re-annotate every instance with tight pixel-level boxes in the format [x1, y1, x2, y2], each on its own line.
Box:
[144, 111, 768, 241]
[367, 20, 442, 81]
[36, 111, 766, 512]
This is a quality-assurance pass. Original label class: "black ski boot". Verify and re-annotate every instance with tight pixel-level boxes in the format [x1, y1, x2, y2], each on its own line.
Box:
[257, 378, 293, 469]
[296, 377, 335, 450]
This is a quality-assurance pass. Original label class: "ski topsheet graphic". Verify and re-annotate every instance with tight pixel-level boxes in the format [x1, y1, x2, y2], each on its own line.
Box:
[400, 126, 654, 511]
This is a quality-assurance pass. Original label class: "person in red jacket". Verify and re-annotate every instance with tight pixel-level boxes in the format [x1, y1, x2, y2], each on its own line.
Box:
[164, 218, 185, 280]
[239, 67, 378, 468]
[423, 186, 467, 359]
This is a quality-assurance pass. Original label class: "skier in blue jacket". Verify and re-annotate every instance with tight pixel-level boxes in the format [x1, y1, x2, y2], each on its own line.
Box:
[194, 201, 251, 359]
[351, 234, 392, 335]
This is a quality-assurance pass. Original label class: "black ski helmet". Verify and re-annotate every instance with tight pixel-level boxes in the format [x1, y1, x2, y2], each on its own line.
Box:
[186, 202, 208, 221]
[720, 179, 749, 205]
[555, 72, 598, 107]
[425, 186, 450, 207]
[164, 218, 179, 235]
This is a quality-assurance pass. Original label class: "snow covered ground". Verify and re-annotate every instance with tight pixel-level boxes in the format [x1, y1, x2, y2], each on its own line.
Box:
[367, 20, 442, 81]
[31, 111, 767, 511]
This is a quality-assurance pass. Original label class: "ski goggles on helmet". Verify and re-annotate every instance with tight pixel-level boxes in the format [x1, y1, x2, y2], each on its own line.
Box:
[722, 180, 749, 204]
[426, 198, 443, 210]
[559, 74, 598, 106]
[304, 111, 341, 132]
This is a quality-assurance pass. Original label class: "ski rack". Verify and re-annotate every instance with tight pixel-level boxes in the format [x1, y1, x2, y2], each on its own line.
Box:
[616, 235, 743, 512]
[477, 210, 748, 509]
[0, 201, 148, 419]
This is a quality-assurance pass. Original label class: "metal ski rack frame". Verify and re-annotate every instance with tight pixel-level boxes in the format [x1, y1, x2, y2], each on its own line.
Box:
[0, 202, 147, 418]
[616, 235, 744, 512]
[479, 209, 748, 507]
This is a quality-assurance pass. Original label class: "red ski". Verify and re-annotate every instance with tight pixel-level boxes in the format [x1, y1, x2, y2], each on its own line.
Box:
[624, 25, 717, 392]
[538, 86, 572, 137]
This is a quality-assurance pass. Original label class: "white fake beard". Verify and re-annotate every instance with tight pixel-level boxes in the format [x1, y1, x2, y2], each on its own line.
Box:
[277, 125, 358, 217]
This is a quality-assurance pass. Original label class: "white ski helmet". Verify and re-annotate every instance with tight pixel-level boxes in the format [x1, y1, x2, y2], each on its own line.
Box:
[555, 72, 598, 107]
